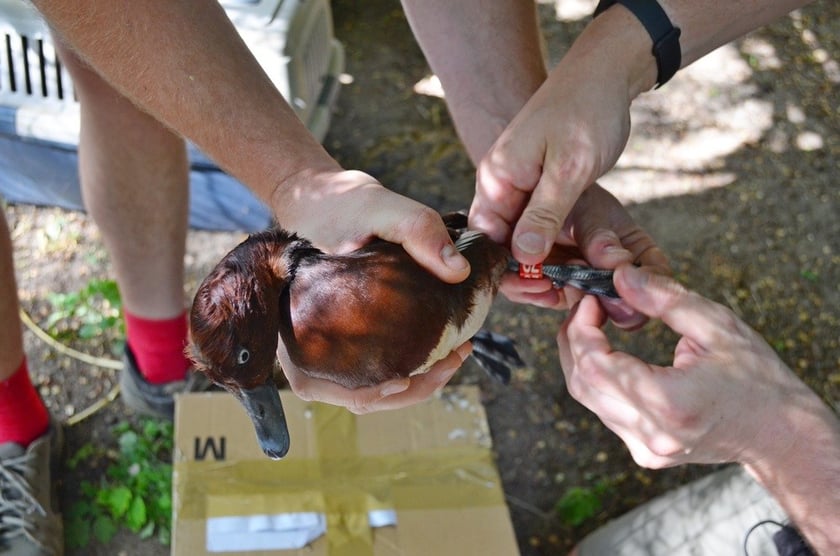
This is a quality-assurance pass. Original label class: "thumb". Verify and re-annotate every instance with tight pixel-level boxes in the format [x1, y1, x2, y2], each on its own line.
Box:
[376, 201, 471, 284]
[511, 177, 582, 265]
[399, 223, 471, 285]
[614, 265, 722, 346]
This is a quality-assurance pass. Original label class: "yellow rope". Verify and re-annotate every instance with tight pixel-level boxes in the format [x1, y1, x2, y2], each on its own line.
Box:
[18, 307, 122, 425]
[18, 307, 122, 370]
[64, 383, 122, 427]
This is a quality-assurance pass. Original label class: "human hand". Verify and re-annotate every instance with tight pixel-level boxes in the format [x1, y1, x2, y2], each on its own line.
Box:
[468, 2, 668, 265]
[496, 184, 669, 329]
[269, 169, 475, 411]
[469, 49, 635, 267]
[277, 340, 473, 414]
[557, 264, 810, 469]
[273, 168, 470, 284]
[465, 25, 664, 329]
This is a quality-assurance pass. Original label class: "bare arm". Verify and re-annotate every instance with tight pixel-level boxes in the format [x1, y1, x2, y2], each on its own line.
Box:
[400, 0, 547, 164]
[742, 387, 840, 554]
[662, 1, 812, 67]
[34, 0, 331, 203]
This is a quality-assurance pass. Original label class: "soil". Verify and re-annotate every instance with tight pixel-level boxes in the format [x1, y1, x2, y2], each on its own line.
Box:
[5, 1, 838, 555]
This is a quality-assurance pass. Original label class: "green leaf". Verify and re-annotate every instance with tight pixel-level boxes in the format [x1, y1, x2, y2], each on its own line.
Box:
[118, 431, 139, 454]
[80, 480, 98, 497]
[43, 310, 68, 331]
[93, 514, 118, 544]
[138, 520, 156, 540]
[91, 279, 122, 306]
[154, 492, 172, 516]
[65, 500, 93, 521]
[100, 486, 132, 519]
[65, 514, 91, 549]
[66, 443, 96, 470]
[126, 496, 148, 532]
[79, 323, 102, 339]
[555, 486, 602, 526]
[46, 291, 79, 311]
[112, 421, 131, 435]
[158, 524, 172, 546]
[800, 269, 819, 281]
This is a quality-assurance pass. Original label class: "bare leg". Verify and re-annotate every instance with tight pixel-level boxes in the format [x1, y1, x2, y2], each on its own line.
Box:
[0, 208, 24, 382]
[55, 41, 189, 320]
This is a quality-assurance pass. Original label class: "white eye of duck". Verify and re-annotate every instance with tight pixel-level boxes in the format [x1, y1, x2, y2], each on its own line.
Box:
[236, 348, 250, 365]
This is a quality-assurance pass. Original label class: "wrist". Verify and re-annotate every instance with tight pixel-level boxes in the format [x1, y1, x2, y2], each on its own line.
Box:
[268, 162, 344, 228]
[577, 2, 660, 99]
[269, 167, 388, 254]
[742, 385, 840, 474]
[594, 1, 681, 89]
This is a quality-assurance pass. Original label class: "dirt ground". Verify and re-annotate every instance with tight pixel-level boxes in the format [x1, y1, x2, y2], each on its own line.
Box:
[5, 1, 839, 555]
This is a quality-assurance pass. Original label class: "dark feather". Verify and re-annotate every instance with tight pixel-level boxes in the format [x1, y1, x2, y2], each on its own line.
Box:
[470, 329, 525, 385]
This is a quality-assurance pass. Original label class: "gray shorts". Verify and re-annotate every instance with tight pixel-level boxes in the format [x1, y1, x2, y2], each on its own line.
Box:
[577, 465, 789, 556]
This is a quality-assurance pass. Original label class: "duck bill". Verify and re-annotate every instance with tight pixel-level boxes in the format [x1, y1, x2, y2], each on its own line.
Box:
[234, 383, 291, 460]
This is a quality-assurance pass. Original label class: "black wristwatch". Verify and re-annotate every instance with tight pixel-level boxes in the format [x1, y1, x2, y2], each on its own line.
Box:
[594, 0, 682, 88]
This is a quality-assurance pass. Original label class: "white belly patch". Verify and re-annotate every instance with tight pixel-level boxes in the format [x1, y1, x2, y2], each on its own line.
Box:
[408, 288, 494, 376]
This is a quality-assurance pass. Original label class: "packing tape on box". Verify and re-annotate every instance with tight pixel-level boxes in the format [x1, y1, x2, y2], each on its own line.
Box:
[175, 402, 504, 555]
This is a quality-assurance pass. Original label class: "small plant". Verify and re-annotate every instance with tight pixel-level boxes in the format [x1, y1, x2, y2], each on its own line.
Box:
[65, 418, 175, 549]
[799, 268, 819, 282]
[45, 278, 123, 348]
[555, 480, 611, 526]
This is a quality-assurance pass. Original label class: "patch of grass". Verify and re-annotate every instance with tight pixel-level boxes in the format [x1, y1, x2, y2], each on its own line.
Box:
[45, 279, 123, 349]
[65, 418, 174, 549]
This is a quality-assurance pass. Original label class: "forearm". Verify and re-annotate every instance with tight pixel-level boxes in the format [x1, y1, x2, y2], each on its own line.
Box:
[578, 0, 815, 96]
[659, 0, 813, 67]
[400, 0, 546, 164]
[32, 0, 339, 209]
[743, 386, 840, 555]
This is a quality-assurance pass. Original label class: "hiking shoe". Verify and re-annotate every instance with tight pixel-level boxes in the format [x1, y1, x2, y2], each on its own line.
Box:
[120, 346, 212, 420]
[0, 423, 63, 556]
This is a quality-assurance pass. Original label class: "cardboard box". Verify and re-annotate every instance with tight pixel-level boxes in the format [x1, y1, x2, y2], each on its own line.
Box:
[172, 386, 520, 555]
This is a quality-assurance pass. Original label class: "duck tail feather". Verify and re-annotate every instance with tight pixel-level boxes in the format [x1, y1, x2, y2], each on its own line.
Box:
[469, 329, 525, 385]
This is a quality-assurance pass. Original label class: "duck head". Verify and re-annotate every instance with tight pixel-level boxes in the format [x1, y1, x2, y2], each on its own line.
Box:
[189, 231, 316, 459]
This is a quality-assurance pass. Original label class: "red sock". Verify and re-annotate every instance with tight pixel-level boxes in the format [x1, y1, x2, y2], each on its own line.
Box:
[0, 359, 50, 446]
[124, 310, 191, 384]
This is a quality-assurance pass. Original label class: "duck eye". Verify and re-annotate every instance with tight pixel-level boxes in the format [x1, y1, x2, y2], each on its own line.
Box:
[236, 348, 250, 365]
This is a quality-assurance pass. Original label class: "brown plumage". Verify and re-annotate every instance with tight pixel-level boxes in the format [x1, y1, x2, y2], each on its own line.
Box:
[188, 213, 521, 459]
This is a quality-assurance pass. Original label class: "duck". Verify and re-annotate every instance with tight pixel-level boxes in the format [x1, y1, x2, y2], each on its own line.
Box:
[188, 212, 617, 460]
[187, 213, 522, 459]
